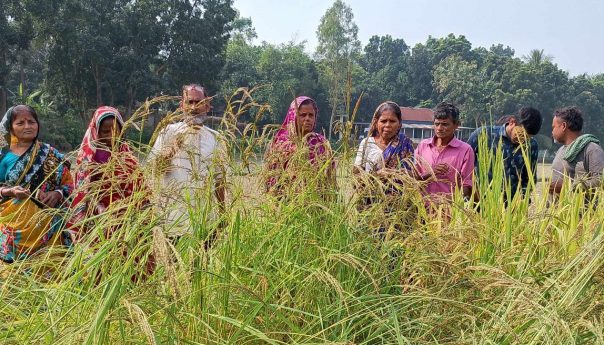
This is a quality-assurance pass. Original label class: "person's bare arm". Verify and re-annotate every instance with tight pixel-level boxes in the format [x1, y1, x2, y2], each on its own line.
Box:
[1, 186, 31, 200]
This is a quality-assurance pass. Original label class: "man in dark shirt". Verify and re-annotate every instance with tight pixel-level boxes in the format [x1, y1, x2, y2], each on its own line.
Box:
[467, 107, 543, 201]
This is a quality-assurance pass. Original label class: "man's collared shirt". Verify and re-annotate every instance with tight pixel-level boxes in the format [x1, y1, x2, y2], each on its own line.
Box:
[148, 121, 226, 235]
[415, 136, 475, 199]
[467, 124, 538, 198]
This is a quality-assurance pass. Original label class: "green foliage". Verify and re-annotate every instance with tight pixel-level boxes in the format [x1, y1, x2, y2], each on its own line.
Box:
[316, 0, 361, 139]
[433, 54, 489, 125]
[219, 40, 321, 126]
[2, 0, 604, 149]
[356, 35, 411, 120]
[12, 0, 234, 111]
[230, 10, 257, 43]
[408, 34, 474, 104]
[161, 0, 236, 92]
[17, 89, 84, 151]
[0, 0, 37, 115]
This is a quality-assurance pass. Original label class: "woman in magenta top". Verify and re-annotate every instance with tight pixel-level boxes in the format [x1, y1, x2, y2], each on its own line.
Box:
[264, 96, 335, 196]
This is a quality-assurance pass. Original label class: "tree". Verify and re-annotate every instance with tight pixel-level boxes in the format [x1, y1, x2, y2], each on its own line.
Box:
[473, 44, 515, 79]
[523, 49, 553, 67]
[22, 0, 235, 120]
[490, 55, 570, 134]
[407, 43, 433, 105]
[256, 42, 320, 124]
[315, 0, 361, 140]
[433, 55, 489, 125]
[230, 10, 257, 43]
[567, 74, 604, 138]
[220, 37, 262, 97]
[0, 0, 35, 114]
[408, 34, 474, 105]
[220, 40, 322, 127]
[0, 4, 15, 114]
[161, 0, 237, 92]
[358, 35, 411, 119]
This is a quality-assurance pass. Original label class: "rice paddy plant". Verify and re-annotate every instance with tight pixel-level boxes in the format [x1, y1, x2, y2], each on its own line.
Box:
[0, 90, 603, 344]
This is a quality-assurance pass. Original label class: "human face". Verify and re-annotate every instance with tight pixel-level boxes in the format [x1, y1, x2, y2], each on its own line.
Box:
[376, 110, 400, 142]
[11, 111, 38, 143]
[183, 88, 209, 116]
[98, 116, 120, 147]
[296, 103, 316, 136]
[551, 116, 566, 144]
[506, 120, 529, 145]
[433, 116, 458, 140]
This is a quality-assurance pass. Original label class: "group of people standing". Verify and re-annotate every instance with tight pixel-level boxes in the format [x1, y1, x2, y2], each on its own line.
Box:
[0, 84, 226, 262]
[1, 82, 603, 263]
[355, 101, 604, 209]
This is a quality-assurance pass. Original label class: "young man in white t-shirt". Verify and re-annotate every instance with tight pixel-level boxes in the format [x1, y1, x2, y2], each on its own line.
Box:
[150, 84, 226, 238]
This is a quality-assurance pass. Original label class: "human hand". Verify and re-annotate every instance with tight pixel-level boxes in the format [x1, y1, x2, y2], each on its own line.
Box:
[39, 190, 63, 208]
[433, 163, 450, 177]
[95, 203, 107, 214]
[11, 186, 31, 200]
[375, 169, 391, 178]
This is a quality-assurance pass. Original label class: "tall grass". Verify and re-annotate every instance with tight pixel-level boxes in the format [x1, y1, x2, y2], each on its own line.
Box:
[0, 90, 603, 344]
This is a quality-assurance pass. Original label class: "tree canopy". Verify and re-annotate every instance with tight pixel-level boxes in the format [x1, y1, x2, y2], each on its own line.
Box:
[2, 0, 603, 148]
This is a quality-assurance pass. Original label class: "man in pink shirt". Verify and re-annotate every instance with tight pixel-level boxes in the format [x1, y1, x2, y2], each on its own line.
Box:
[415, 102, 475, 205]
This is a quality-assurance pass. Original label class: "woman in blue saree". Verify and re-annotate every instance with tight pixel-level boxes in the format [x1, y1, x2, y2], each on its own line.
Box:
[353, 101, 418, 239]
[0, 105, 73, 262]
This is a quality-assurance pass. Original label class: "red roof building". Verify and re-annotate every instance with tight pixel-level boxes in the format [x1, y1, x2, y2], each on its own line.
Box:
[399, 107, 434, 124]
[352, 106, 474, 144]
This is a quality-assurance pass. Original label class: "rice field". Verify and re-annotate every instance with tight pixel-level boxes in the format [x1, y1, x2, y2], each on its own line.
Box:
[0, 95, 603, 344]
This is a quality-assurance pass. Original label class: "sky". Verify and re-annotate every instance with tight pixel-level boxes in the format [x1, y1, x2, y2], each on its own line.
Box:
[233, 0, 604, 76]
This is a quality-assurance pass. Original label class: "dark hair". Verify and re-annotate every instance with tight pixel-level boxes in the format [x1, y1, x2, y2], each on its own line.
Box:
[370, 101, 402, 136]
[377, 102, 402, 120]
[553, 106, 583, 132]
[516, 107, 542, 135]
[10, 105, 39, 131]
[1, 105, 40, 143]
[496, 115, 514, 125]
[98, 114, 122, 131]
[433, 101, 460, 123]
[297, 98, 319, 117]
[6, 104, 40, 137]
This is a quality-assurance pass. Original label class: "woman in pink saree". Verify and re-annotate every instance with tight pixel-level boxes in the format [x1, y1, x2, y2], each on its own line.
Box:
[264, 96, 335, 196]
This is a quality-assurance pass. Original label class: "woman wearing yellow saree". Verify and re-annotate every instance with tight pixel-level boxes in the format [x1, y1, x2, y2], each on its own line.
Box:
[0, 105, 73, 263]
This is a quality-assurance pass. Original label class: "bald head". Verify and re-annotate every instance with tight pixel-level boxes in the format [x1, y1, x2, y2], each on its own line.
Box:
[182, 84, 210, 116]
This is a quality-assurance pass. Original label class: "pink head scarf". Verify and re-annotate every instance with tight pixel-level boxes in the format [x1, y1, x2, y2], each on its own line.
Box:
[270, 96, 327, 160]
[265, 96, 332, 190]
[71, 106, 140, 220]
[76, 106, 128, 165]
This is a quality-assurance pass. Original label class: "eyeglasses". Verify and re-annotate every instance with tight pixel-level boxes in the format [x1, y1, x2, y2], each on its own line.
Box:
[187, 100, 203, 105]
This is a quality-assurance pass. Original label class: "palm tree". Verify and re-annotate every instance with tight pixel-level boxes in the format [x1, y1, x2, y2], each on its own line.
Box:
[522, 49, 553, 66]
